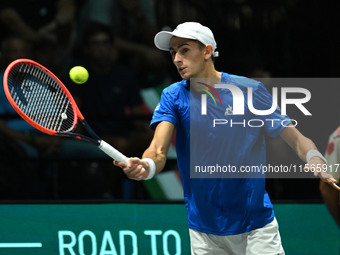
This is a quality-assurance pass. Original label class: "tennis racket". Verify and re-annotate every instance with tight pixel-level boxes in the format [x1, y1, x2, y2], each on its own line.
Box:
[3, 58, 128, 163]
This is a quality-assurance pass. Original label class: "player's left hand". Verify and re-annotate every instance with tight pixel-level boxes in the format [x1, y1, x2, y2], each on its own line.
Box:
[304, 157, 340, 190]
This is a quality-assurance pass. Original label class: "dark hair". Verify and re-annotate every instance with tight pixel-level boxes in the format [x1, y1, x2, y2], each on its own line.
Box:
[82, 22, 115, 46]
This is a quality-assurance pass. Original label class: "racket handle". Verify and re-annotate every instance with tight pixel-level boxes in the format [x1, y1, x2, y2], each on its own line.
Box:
[98, 140, 128, 163]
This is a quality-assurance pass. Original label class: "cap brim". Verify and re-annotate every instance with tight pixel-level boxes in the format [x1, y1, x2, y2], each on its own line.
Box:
[154, 31, 174, 51]
[154, 30, 197, 51]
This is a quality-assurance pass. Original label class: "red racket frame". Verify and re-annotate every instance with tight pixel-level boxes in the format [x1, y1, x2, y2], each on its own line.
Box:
[3, 58, 83, 135]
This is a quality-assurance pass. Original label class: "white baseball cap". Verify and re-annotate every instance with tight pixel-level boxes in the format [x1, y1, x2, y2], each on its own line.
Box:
[154, 22, 219, 57]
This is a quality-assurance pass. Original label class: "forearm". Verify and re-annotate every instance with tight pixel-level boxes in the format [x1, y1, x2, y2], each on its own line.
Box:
[281, 125, 340, 189]
[280, 125, 319, 162]
[294, 136, 329, 166]
[116, 121, 174, 180]
[142, 145, 167, 175]
[295, 136, 318, 162]
[141, 121, 174, 175]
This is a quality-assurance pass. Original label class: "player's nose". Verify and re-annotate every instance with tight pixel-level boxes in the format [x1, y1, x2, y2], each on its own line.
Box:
[173, 52, 182, 64]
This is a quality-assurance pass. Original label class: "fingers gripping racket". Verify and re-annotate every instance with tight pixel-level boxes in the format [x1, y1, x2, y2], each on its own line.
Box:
[3, 58, 128, 163]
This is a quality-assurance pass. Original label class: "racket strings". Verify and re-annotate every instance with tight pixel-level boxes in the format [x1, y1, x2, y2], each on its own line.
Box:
[8, 63, 75, 132]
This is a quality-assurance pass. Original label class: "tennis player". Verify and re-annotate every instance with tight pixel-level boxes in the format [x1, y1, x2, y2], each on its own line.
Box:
[115, 22, 340, 254]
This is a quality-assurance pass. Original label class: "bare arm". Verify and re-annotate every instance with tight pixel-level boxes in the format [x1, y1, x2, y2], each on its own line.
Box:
[142, 121, 175, 172]
[114, 121, 175, 180]
[280, 124, 340, 190]
[279, 125, 316, 162]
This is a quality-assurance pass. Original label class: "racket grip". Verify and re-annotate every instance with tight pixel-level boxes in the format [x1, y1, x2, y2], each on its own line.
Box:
[98, 140, 128, 163]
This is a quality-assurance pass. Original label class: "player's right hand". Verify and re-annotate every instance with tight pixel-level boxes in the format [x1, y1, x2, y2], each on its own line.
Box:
[114, 157, 149, 181]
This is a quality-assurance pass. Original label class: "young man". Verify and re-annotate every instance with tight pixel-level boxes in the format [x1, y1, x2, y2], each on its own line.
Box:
[115, 22, 340, 254]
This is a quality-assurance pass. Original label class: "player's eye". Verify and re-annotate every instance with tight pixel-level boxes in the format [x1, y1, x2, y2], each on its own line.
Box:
[180, 48, 189, 54]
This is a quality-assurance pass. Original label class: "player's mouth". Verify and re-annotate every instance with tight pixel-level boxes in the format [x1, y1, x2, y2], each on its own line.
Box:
[178, 67, 187, 74]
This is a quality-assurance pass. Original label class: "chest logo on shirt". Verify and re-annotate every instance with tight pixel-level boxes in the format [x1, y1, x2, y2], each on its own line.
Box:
[224, 105, 233, 115]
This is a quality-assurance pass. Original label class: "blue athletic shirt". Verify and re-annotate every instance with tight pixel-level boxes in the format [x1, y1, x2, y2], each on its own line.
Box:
[150, 72, 291, 235]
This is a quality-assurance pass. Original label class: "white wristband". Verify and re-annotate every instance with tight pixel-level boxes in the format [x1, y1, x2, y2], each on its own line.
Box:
[142, 158, 156, 180]
[306, 150, 328, 164]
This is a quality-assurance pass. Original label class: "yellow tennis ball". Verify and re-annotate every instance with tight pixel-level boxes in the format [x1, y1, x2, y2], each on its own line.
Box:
[69, 66, 89, 84]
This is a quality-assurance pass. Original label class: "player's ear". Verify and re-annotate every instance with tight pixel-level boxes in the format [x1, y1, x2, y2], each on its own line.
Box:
[204, 45, 213, 60]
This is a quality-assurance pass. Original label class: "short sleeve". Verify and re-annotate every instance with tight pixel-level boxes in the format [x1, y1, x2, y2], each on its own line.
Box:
[150, 88, 178, 130]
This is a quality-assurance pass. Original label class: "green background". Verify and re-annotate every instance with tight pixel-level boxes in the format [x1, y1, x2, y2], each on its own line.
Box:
[0, 203, 338, 254]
